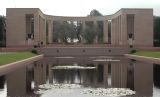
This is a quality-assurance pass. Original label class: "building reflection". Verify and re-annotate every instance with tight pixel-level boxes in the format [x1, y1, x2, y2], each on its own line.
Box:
[33, 57, 153, 96]
[6, 64, 39, 97]
[2, 56, 154, 97]
[0, 75, 5, 89]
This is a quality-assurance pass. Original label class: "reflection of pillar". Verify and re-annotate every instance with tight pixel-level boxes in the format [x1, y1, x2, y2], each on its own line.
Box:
[111, 63, 127, 88]
[127, 61, 134, 90]
[0, 75, 5, 89]
[34, 64, 46, 86]
[97, 65, 104, 83]
[48, 20, 53, 44]
[7, 67, 27, 96]
[103, 64, 108, 87]
[103, 20, 108, 43]
[48, 64, 53, 84]
[134, 62, 153, 96]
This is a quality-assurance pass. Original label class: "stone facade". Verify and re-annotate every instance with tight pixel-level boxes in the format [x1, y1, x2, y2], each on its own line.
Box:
[6, 8, 153, 47]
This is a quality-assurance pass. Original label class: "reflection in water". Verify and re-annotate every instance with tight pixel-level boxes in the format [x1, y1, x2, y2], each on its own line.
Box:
[0, 56, 159, 97]
[127, 60, 135, 90]
[0, 75, 5, 89]
[154, 64, 160, 88]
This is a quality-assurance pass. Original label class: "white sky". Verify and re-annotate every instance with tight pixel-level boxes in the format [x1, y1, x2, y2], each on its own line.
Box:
[0, 0, 160, 16]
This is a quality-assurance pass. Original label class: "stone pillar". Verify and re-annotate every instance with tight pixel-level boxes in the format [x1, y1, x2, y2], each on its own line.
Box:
[34, 13, 40, 45]
[103, 20, 108, 43]
[82, 21, 86, 43]
[103, 64, 108, 87]
[121, 14, 128, 45]
[111, 19, 116, 45]
[39, 16, 46, 45]
[115, 17, 119, 45]
[48, 64, 53, 84]
[93, 21, 98, 43]
[119, 15, 122, 45]
[118, 16, 121, 45]
[48, 20, 53, 44]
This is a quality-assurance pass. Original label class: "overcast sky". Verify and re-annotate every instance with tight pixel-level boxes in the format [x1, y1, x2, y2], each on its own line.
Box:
[0, 0, 160, 16]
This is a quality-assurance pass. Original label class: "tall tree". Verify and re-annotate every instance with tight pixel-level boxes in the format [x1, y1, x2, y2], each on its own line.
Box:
[154, 16, 160, 47]
[0, 15, 6, 47]
[53, 21, 77, 43]
[86, 9, 104, 43]
[89, 9, 103, 16]
[82, 25, 96, 44]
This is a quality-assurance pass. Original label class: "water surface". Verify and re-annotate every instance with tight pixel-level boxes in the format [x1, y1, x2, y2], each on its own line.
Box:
[0, 56, 159, 97]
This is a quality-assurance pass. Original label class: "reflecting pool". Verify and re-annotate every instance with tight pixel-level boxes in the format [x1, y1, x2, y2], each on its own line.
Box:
[0, 56, 160, 97]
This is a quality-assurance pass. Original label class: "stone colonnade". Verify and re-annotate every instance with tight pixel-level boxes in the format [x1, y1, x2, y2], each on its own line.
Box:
[6, 8, 153, 47]
[46, 17, 110, 44]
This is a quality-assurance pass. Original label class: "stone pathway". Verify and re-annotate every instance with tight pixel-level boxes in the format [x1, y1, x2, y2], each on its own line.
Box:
[0, 52, 13, 55]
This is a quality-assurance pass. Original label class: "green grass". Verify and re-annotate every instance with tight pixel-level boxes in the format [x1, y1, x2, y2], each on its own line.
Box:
[0, 52, 37, 66]
[132, 51, 160, 58]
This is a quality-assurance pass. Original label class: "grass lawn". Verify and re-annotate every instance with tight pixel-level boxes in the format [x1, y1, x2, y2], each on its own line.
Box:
[0, 52, 37, 66]
[132, 51, 160, 58]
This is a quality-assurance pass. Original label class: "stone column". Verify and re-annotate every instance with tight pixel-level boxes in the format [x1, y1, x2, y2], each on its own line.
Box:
[48, 20, 53, 44]
[93, 21, 98, 43]
[82, 21, 86, 43]
[115, 17, 119, 45]
[119, 15, 122, 45]
[121, 14, 128, 45]
[111, 19, 115, 45]
[118, 16, 120, 45]
[39, 16, 46, 45]
[103, 20, 108, 43]
[34, 13, 40, 45]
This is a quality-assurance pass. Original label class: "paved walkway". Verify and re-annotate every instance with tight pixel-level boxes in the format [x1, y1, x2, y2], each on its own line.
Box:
[0, 52, 13, 55]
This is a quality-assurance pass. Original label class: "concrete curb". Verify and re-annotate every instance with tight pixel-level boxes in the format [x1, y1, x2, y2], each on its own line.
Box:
[125, 54, 160, 64]
[0, 54, 43, 75]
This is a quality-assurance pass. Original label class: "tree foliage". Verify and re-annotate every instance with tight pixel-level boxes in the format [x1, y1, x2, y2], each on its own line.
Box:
[53, 21, 77, 43]
[87, 9, 104, 43]
[82, 25, 96, 44]
[0, 15, 6, 47]
[89, 9, 103, 16]
[154, 16, 160, 47]
[52, 9, 104, 44]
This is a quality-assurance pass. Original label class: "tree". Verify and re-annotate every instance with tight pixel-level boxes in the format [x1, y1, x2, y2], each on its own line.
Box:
[53, 21, 78, 44]
[82, 25, 96, 44]
[89, 9, 103, 16]
[154, 16, 160, 47]
[85, 9, 104, 43]
[0, 15, 6, 47]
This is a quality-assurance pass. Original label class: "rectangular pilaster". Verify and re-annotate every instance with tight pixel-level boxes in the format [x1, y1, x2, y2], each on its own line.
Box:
[103, 20, 108, 43]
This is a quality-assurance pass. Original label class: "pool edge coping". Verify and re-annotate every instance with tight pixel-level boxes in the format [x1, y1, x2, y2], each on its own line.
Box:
[125, 54, 160, 64]
[0, 54, 44, 69]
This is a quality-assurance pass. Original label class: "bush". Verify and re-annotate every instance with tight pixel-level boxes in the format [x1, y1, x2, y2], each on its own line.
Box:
[129, 49, 137, 54]
[0, 41, 6, 47]
[31, 49, 38, 54]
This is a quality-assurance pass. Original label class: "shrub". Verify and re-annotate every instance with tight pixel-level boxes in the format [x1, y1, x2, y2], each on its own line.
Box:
[129, 49, 137, 54]
[31, 49, 38, 54]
